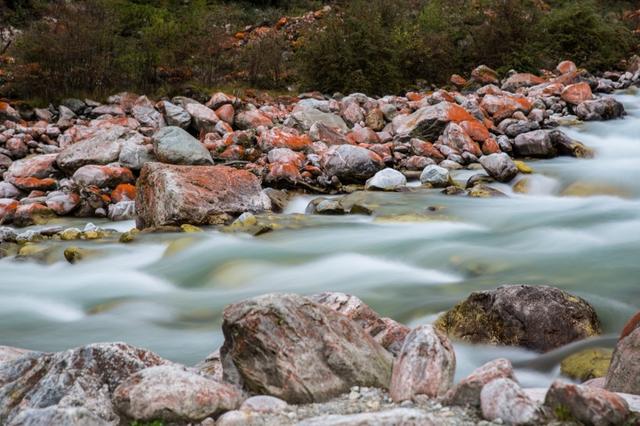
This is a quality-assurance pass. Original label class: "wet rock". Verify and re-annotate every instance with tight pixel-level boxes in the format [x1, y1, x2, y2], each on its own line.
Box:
[545, 380, 629, 426]
[56, 126, 128, 173]
[72, 165, 134, 188]
[561, 348, 612, 382]
[136, 163, 270, 228]
[481, 378, 543, 425]
[561, 82, 593, 105]
[549, 130, 594, 158]
[435, 285, 601, 352]
[112, 364, 243, 423]
[444, 358, 516, 407]
[389, 325, 455, 402]
[420, 165, 450, 188]
[321, 145, 383, 183]
[393, 102, 473, 140]
[365, 168, 407, 191]
[288, 107, 348, 132]
[0, 343, 167, 425]
[220, 293, 393, 403]
[576, 97, 625, 121]
[605, 327, 640, 395]
[152, 126, 213, 165]
[479, 153, 518, 183]
[514, 130, 557, 158]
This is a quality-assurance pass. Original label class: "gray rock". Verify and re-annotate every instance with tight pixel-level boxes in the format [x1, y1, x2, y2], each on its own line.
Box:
[513, 130, 557, 158]
[289, 107, 348, 132]
[479, 153, 518, 183]
[392, 102, 471, 140]
[56, 126, 128, 173]
[132, 105, 165, 129]
[576, 97, 625, 121]
[0, 103, 21, 122]
[390, 325, 455, 402]
[108, 201, 136, 221]
[240, 396, 287, 414]
[60, 98, 86, 114]
[501, 120, 540, 138]
[118, 135, 156, 171]
[321, 145, 383, 183]
[8, 406, 111, 426]
[0, 227, 17, 242]
[444, 359, 516, 407]
[549, 130, 593, 158]
[420, 165, 450, 188]
[481, 378, 543, 425]
[56, 106, 76, 128]
[152, 126, 213, 165]
[298, 408, 441, 426]
[365, 168, 407, 191]
[605, 327, 640, 395]
[0, 182, 20, 199]
[185, 103, 219, 134]
[220, 293, 393, 403]
[161, 101, 191, 128]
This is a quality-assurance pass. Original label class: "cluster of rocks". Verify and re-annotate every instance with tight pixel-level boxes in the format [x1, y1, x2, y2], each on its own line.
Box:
[1, 285, 639, 425]
[0, 59, 636, 229]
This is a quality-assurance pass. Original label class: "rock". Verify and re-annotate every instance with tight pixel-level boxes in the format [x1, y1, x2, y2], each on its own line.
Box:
[309, 122, 349, 145]
[471, 65, 499, 85]
[57, 105, 76, 128]
[441, 122, 482, 157]
[5, 154, 59, 191]
[605, 327, 640, 395]
[561, 348, 612, 382]
[545, 380, 630, 426]
[310, 292, 410, 356]
[152, 126, 213, 165]
[258, 128, 312, 152]
[393, 102, 474, 140]
[161, 101, 191, 128]
[0, 346, 33, 366]
[56, 126, 128, 173]
[576, 97, 625, 121]
[61, 98, 86, 114]
[119, 135, 155, 170]
[556, 60, 577, 75]
[365, 168, 407, 191]
[108, 201, 136, 221]
[435, 285, 601, 352]
[235, 109, 273, 130]
[46, 191, 80, 216]
[220, 293, 393, 403]
[91, 105, 125, 117]
[444, 359, 516, 407]
[502, 73, 546, 92]
[0, 343, 167, 425]
[562, 82, 593, 105]
[480, 94, 532, 123]
[420, 165, 450, 188]
[0, 102, 21, 122]
[132, 104, 165, 129]
[288, 107, 348, 132]
[136, 163, 270, 228]
[72, 165, 134, 188]
[184, 102, 219, 134]
[240, 396, 287, 414]
[389, 325, 455, 402]
[549, 130, 594, 158]
[481, 378, 543, 425]
[514, 130, 557, 158]
[321, 145, 384, 183]
[112, 364, 243, 423]
[298, 408, 443, 426]
[479, 153, 518, 183]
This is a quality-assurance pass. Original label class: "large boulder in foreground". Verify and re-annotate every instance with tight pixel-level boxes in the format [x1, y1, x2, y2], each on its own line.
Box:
[135, 163, 271, 228]
[0, 343, 167, 425]
[321, 145, 384, 183]
[605, 327, 640, 395]
[220, 293, 393, 404]
[435, 285, 601, 352]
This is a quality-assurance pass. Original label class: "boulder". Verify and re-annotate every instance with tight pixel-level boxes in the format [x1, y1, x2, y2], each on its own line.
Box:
[549, 130, 594, 158]
[560, 348, 612, 382]
[561, 82, 593, 105]
[5, 154, 60, 191]
[471, 65, 499, 85]
[185, 103, 219, 134]
[556, 60, 577, 75]
[444, 358, 516, 407]
[0, 343, 167, 425]
[258, 128, 312, 152]
[112, 364, 243, 423]
[321, 145, 384, 183]
[365, 168, 407, 191]
[389, 325, 455, 401]
[152, 126, 213, 165]
[420, 165, 450, 188]
[0, 183, 19, 199]
[220, 293, 393, 403]
[441, 122, 482, 157]
[480, 94, 532, 123]
[514, 130, 557, 158]
[56, 126, 128, 173]
[0, 346, 33, 367]
[132, 104, 165, 129]
[136, 163, 270, 228]
[479, 153, 518, 183]
[160, 101, 191, 128]
[605, 327, 640, 395]
[235, 109, 273, 130]
[576, 98, 625, 121]
[435, 285, 601, 352]
[309, 122, 349, 145]
[502, 73, 546, 92]
[0, 102, 21, 122]
[481, 378, 543, 425]
[288, 107, 348, 132]
[545, 380, 630, 426]
[118, 136, 156, 170]
[72, 165, 134, 188]
[393, 102, 474, 140]
[239, 396, 287, 414]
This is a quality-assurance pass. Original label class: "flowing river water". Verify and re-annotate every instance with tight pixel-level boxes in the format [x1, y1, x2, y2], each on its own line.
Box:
[1, 90, 639, 387]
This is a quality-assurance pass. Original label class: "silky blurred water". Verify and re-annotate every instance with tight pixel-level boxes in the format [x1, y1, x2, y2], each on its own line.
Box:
[1, 90, 639, 386]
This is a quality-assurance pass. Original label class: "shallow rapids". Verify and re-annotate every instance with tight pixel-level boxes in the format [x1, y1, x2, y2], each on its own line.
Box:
[2, 90, 640, 387]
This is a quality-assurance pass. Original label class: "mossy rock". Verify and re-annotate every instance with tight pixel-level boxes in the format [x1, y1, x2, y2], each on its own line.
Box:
[467, 184, 506, 198]
[434, 285, 601, 352]
[59, 228, 82, 240]
[514, 160, 533, 174]
[120, 229, 140, 243]
[513, 178, 531, 194]
[180, 224, 203, 233]
[561, 182, 631, 198]
[560, 348, 612, 382]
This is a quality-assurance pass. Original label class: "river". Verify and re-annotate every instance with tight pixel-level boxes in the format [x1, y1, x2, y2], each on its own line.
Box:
[1, 90, 639, 387]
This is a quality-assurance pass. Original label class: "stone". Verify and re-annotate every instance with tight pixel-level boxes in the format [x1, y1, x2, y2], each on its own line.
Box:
[480, 94, 532, 122]
[576, 97, 625, 121]
[321, 145, 384, 183]
[389, 325, 455, 402]
[132, 104, 165, 129]
[235, 109, 273, 130]
[444, 358, 516, 407]
[136, 163, 270, 228]
[119, 135, 155, 170]
[91, 105, 125, 117]
[240, 396, 287, 414]
[471, 65, 499, 85]
[298, 408, 441, 426]
[161, 101, 191, 128]
[0, 102, 21, 122]
[258, 128, 312, 152]
[5, 154, 59, 191]
[152, 126, 213, 165]
[288, 107, 348, 132]
[502, 73, 546, 92]
[481, 378, 543, 425]
[435, 285, 601, 352]
[479, 153, 518, 183]
[56, 105, 76, 128]
[605, 327, 640, 395]
[108, 201, 136, 221]
[56, 126, 128, 173]
[556, 60, 577, 75]
[46, 191, 80, 216]
[420, 165, 450, 188]
[72, 165, 134, 188]
[393, 102, 474, 140]
[544, 380, 630, 426]
[365, 168, 407, 191]
[309, 122, 349, 145]
[441, 122, 482, 157]
[220, 293, 393, 403]
[514, 130, 557, 158]
[112, 364, 243, 423]
[561, 348, 612, 382]
[0, 346, 33, 366]
[549, 130, 594, 158]
[185, 102, 219, 134]
[561, 82, 593, 105]
[0, 343, 167, 425]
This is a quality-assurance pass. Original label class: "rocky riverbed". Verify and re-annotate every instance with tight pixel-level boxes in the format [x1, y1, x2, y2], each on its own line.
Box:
[2, 59, 640, 425]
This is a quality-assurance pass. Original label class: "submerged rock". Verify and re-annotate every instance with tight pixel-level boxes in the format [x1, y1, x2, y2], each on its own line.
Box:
[220, 293, 393, 403]
[435, 285, 601, 352]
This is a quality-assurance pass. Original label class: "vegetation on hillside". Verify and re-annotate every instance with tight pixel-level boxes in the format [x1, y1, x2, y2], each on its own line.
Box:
[1, 0, 638, 102]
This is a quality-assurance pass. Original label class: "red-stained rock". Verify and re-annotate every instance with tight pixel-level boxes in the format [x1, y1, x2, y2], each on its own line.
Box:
[206, 92, 238, 110]
[460, 120, 490, 142]
[480, 94, 533, 122]
[347, 126, 380, 144]
[561, 82, 593, 105]
[389, 325, 456, 402]
[111, 183, 137, 203]
[45, 191, 80, 216]
[309, 122, 350, 145]
[0, 199, 19, 223]
[471, 65, 499, 85]
[235, 109, 273, 130]
[545, 380, 630, 426]
[450, 74, 468, 87]
[367, 144, 392, 162]
[135, 163, 271, 228]
[444, 359, 516, 407]
[72, 165, 134, 188]
[265, 163, 301, 184]
[393, 102, 475, 140]
[0, 101, 21, 122]
[321, 145, 384, 183]
[406, 92, 426, 102]
[258, 128, 312, 152]
[6, 138, 28, 159]
[410, 139, 445, 161]
[267, 148, 305, 167]
[56, 125, 128, 173]
[441, 122, 482, 157]
[481, 137, 502, 155]
[218, 145, 245, 161]
[215, 104, 235, 125]
[185, 103, 219, 134]
[341, 102, 365, 126]
[502, 73, 546, 92]
[13, 203, 55, 227]
[556, 60, 578, 75]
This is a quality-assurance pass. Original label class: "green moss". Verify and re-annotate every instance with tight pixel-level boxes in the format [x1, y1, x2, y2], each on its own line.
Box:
[554, 404, 575, 422]
[130, 421, 165, 426]
[560, 348, 613, 381]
